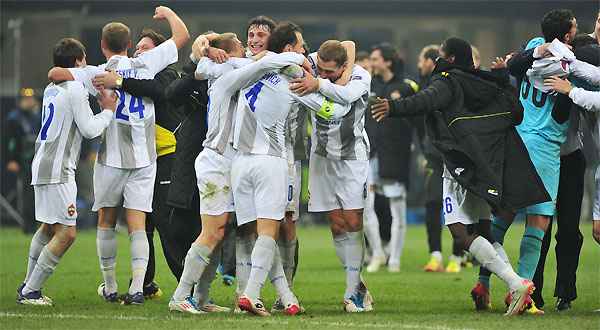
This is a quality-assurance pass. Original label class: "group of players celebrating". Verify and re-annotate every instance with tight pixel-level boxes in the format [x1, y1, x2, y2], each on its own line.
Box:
[16, 5, 600, 318]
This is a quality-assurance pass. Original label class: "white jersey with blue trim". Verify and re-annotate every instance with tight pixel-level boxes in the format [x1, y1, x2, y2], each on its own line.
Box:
[196, 57, 252, 154]
[307, 52, 371, 161]
[68, 39, 178, 169]
[31, 81, 113, 185]
[233, 52, 353, 158]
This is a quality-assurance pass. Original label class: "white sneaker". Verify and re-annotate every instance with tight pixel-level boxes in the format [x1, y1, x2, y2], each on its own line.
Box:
[388, 264, 400, 273]
[344, 294, 365, 313]
[366, 255, 387, 273]
[200, 300, 231, 313]
[169, 296, 205, 314]
[505, 279, 535, 316]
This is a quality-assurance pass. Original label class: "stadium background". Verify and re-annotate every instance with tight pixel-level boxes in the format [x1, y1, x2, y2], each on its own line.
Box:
[1, 0, 598, 228]
[0, 2, 599, 329]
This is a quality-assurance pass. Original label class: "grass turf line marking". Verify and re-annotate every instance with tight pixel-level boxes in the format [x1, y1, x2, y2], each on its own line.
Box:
[0, 312, 473, 330]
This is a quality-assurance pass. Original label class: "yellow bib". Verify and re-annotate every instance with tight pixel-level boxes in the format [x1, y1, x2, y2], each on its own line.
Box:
[155, 124, 176, 157]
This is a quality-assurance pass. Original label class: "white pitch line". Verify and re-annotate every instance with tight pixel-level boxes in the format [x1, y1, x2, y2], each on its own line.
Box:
[0, 311, 473, 330]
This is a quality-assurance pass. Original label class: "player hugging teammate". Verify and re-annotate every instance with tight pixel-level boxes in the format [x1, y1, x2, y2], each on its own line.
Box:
[17, 3, 599, 319]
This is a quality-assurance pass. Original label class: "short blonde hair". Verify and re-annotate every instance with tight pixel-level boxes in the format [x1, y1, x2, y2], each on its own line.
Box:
[102, 22, 131, 53]
[318, 40, 348, 67]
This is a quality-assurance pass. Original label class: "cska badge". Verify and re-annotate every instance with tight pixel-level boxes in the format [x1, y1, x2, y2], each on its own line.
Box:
[67, 204, 76, 217]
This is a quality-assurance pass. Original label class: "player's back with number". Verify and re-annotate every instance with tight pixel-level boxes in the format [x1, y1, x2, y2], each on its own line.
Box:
[68, 36, 178, 169]
[32, 81, 113, 185]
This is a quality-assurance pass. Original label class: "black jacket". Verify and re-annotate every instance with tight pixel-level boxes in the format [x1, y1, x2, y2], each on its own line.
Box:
[367, 75, 418, 184]
[122, 64, 183, 132]
[165, 61, 209, 211]
[386, 61, 550, 211]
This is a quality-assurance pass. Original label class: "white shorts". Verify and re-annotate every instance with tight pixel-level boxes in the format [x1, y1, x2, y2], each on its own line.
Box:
[34, 180, 77, 226]
[285, 160, 302, 221]
[92, 162, 156, 212]
[593, 166, 600, 221]
[442, 175, 492, 226]
[368, 157, 405, 198]
[195, 148, 235, 216]
[308, 153, 368, 212]
[231, 153, 288, 226]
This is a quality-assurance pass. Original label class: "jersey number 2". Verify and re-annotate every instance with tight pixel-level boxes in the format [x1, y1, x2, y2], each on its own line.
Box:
[115, 90, 145, 121]
[40, 103, 55, 141]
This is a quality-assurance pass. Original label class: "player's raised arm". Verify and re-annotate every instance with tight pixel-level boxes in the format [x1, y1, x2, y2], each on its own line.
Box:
[153, 6, 190, 49]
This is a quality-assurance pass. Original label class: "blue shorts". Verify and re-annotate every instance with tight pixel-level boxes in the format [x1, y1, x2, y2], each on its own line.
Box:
[517, 132, 560, 216]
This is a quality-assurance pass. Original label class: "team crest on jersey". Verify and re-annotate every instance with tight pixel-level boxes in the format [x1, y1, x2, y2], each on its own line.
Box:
[67, 204, 76, 217]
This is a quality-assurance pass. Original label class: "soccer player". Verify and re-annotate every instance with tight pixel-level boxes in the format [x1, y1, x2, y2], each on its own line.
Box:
[47, 6, 189, 305]
[17, 38, 116, 305]
[543, 50, 600, 244]
[371, 37, 540, 316]
[231, 22, 354, 316]
[290, 39, 373, 312]
[471, 9, 578, 314]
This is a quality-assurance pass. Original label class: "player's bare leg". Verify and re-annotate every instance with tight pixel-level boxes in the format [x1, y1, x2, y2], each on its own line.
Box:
[170, 213, 229, 314]
[18, 223, 76, 306]
[96, 207, 120, 302]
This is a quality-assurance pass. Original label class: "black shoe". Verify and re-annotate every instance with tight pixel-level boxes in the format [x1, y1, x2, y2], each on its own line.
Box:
[143, 282, 162, 299]
[556, 298, 572, 312]
[121, 292, 144, 305]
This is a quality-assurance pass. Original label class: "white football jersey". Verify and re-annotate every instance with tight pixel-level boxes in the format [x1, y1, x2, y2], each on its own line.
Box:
[307, 52, 371, 161]
[195, 57, 252, 154]
[31, 81, 113, 185]
[234, 53, 353, 158]
[69, 39, 178, 169]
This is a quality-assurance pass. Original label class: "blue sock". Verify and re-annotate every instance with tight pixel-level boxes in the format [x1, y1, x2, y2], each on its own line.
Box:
[517, 226, 545, 280]
[478, 274, 490, 289]
[491, 215, 511, 245]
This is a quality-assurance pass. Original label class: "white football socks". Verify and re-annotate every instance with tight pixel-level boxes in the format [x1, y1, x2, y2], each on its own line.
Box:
[193, 244, 221, 306]
[388, 196, 406, 268]
[344, 231, 365, 299]
[278, 238, 297, 287]
[235, 235, 255, 295]
[469, 236, 521, 290]
[97, 227, 118, 294]
[269, 247, 298, 306]
[243, 235, 276, 300]
[24, 228, 51, 284]
[363, 191, 386, 259]
[173, 243, 211, 301]
[23, 246, 60, 294]
[129, 230, 149, 295]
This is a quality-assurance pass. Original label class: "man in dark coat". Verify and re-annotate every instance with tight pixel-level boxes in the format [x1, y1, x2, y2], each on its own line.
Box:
[371, 37, 549, 316]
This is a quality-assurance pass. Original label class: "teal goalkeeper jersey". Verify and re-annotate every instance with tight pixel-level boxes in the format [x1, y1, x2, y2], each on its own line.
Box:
[516, 37, 569, 144]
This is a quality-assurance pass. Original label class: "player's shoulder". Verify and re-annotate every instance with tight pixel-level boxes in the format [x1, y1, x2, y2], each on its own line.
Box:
[351, 64, 370, 82]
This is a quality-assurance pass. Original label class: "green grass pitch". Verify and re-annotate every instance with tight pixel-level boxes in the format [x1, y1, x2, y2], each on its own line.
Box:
[1, 223, 599, 329]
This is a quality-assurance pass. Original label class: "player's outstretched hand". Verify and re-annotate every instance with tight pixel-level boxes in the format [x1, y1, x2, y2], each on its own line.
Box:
[491, 57, 507, 70]
[153, 6, 174, 20]
[544, 76, 572, 95]
[290, 70, 318, 96]
[97, 89, 118, 112]
[93, 70, 120, 90]
[371, 98, 390, 122]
